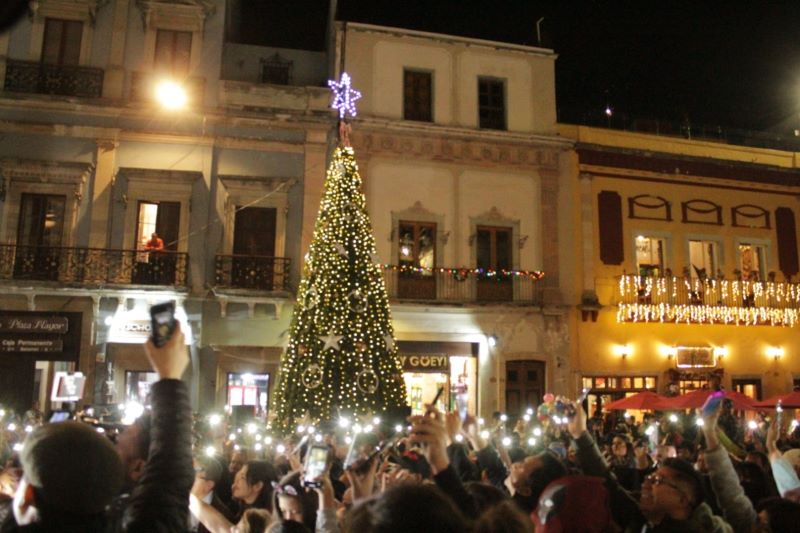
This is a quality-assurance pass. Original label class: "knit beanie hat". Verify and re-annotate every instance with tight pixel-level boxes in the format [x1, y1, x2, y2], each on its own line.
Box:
[20, 421, 124, 515]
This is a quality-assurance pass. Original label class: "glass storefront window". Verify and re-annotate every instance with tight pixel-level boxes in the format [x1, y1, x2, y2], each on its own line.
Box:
[125, 371, 159, 403]
[401, 355, 477, 416]
[227, 373, 269, 418]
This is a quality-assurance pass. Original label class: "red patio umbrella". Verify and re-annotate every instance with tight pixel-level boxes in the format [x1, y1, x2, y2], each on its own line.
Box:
[659, 388, 758, 411]
[604, 391, 668, 410]
[753, 390, 800, 409]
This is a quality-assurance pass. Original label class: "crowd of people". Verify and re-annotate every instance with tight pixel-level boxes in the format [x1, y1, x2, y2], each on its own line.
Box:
[2, 323, 800, 531]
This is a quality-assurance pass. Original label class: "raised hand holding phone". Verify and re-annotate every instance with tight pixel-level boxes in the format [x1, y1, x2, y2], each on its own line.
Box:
[150, 301, 176, 348]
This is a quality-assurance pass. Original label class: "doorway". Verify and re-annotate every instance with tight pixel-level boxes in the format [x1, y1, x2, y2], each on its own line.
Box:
[505, 360, 545, 416]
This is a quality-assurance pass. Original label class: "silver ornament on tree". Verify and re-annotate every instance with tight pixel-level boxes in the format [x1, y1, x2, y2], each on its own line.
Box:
[302, 364, 324, 389]
[348, 289, 369, 314]
[356, 368, 380, 394]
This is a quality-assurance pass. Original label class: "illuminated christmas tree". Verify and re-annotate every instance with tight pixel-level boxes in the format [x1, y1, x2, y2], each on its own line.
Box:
[271, 74, 407, 432]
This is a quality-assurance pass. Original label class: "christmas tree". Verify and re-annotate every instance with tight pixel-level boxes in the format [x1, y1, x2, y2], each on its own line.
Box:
[271, 74, 407, 432]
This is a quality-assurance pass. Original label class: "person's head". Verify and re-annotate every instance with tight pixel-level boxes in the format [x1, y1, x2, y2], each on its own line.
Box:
[344, 483, 468, 533]
[676, 442, 695, 462]
[735, 461, 769, 507]
[510, 451, 568, 504]
[14, 422, 124, 527]
[640, 458, 705, 521]
[232, 460, 278, 510]
[532, 476, 611, 533]
[116, 412, 151, 489]
[266, 519, 312, 533]
[755, 497, 800, 533]
[273, 471, 317, 528]
[230, 448, 250, 474]
[745, 450, 770, 473]
[612, 434, 633, 458]
[232, 508, 273, 533]
[654, 444, 677, 464]
[473, 500, 532, 533]
[464, 481, 508, 514]
[194, 455, 223, 499]
[151, 232, 159, 239]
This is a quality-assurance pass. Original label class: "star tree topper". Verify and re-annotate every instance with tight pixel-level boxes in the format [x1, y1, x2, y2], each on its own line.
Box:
[328, 73, 361, 120]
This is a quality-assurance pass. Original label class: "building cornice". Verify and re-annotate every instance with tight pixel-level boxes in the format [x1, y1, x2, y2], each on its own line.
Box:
[342, 21, 557, 59]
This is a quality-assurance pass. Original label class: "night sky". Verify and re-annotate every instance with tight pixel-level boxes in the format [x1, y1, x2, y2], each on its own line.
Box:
[239, 0, 800, 134]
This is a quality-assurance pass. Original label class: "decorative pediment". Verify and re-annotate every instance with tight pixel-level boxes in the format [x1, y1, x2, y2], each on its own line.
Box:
[681, 199, 722, 225]
[135, 0, 215, 31]
[30, 0, 109, 24]
[475, 206, 512, 223]
[628, 194, 671, 221]
[118, 167, 202, 185]
[1, 158, 91, 187]
[219, 175, 295, 194]
[394, 201, 437, 219]
[732, 204, 770, 229]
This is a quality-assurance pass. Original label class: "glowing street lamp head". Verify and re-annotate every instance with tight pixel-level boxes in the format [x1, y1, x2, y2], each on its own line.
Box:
[155, 80, 187, 110]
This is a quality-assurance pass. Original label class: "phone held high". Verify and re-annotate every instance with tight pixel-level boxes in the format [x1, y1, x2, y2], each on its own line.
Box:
[150, 301, 176, 347]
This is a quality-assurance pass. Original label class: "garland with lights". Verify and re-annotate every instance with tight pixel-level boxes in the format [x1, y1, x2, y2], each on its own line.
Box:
[617, 274, 800, 326]
[270, 74, 407, 433]
[382, 264, 545, 281]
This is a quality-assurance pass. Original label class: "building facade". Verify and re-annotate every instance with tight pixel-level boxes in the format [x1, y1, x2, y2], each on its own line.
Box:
[336, 22, 573, 417]
[563, 125, 800, 411]
[0, 0, 331, 415]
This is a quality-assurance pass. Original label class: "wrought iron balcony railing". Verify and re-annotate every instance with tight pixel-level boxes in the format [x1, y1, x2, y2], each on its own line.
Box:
[4, 59, 103, 98]
[214, 255, 291, 292]
[0, 244, 188, 288]
[617, 274, 800, 326]
[381, 265, 545, 304]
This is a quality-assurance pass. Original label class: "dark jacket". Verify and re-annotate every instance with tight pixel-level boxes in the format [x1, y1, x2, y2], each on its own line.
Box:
[123, 378, 195, 532]
[0, 379, 193, 533]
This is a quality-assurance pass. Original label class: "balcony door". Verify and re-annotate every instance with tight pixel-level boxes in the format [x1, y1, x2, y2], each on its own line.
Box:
[14, 193, 66, 280]
[41, 18, 82, 66]
[476, 226, 512, 301]
[231, 207, 277, 290]
[398, 221, 436, 299]
[133, 201, 180, 285]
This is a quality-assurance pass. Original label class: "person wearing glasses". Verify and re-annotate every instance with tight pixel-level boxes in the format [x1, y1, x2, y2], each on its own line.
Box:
[564, 399, 732, 532]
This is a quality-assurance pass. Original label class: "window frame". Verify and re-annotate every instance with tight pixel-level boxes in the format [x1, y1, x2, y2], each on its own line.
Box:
[154, 29, 193, 76]
[403, 69, 433, 122]
[398, 220, 437, 274]
[475, 225, 513, 272]
[478, 76, 507, 130]
[41, 18, 83, 66]
[735, 238, 770, 281]
[686, 237, 723, 279]
[634, 233, 668, 277]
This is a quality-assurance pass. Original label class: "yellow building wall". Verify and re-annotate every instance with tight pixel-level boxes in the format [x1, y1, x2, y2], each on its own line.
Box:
[563, 125, 800, 399]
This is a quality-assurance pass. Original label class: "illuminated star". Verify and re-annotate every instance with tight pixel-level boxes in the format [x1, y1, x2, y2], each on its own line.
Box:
[328, 73, 362, 120]
[319, 334, 343, 352]
[384, 334, 395, 351]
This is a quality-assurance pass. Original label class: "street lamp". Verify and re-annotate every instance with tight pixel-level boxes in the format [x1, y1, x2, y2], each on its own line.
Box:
[154, 80, 187, 110]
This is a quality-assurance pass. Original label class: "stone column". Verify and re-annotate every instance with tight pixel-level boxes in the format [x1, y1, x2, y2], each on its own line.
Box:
[103, 0, 130, 100]
[89, 140, 118, 248]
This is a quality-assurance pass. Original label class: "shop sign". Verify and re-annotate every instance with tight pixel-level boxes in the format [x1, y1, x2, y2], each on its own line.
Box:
[399, 354, 449, 373]
[108, 319, 152, 343]
[0, 337, 63, 353]
[0, 316, 68, 334]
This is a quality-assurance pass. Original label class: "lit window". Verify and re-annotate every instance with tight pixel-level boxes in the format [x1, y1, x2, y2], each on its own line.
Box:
[688, 239, 718, 279]
[738, 243, 766, 281]
[635, 235, 665, 277]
